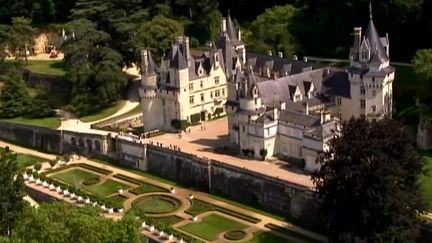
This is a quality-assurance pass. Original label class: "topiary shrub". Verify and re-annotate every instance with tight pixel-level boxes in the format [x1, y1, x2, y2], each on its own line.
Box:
[82, 177, 100, 186]
[224, 230, 246, 241]
[259, 148, 268, 160]
[190, 113, 201, 124]
[170, 119, 191, 131]
[33, 162, 42, 171]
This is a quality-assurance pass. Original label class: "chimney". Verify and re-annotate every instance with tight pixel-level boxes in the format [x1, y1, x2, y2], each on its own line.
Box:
[238, 29, 241, 41]
[221, 18, 227, 33]
[303, 56, 308, 62]
[141, 49, 148, 75]
[292, 55, 298, 60]
[239, 47, 246, 64]
[267, 50, 272, 56]
[303, 102, 309, 115]
[280, 101, 286, 110]
[184, 36, 191, 66]
[273, 107, 279, 120]
[353, 27, 362, 50]
[278, 52, 283, 58]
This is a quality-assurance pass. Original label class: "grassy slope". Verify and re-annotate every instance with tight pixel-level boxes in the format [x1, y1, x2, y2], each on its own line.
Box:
[0, 117, 61, 129]
[421, 153, 432, 208]
[25, 60, 66, 76]
[79, 100, 126, 123]
[179, 214, 247, 241]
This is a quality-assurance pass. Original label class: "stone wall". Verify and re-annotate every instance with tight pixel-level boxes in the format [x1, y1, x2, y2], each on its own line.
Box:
[0, 121, 61, 153]
[144, 144, 320, 227]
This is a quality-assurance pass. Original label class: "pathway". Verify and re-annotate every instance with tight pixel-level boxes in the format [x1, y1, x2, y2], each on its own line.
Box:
[1, 140, 327, 243]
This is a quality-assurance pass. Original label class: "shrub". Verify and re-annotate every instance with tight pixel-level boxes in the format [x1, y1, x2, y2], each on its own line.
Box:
[33, 162, 42, 171]
[49, 159, 57, 168]
[82, 177, 100, 186]
[259, 148, 268, 160]
[190, 113, 201, 124]
[224, 230, 246, 241]
[170, 119, 190, 131]
[213, 107, 224, 117]
[79, 164, 112, 175]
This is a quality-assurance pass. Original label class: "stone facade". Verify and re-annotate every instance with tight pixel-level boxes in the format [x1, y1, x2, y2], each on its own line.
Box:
[225, 13, 395, 172]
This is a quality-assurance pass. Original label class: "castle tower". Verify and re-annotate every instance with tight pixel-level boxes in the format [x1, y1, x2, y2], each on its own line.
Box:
[140, 49, 160, 132]
[347, 4, 394, 120]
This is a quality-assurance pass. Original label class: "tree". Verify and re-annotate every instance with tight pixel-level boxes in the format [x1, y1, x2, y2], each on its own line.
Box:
[12, 202, 141, 243]
[62, 19, 127, 115]
[0, 72, 31, 118]
[249, 4, 299, 56]
[312, 118, 427, 242]
[131, 15, 184, 60]
[259, 148, 267, 160]
[33, 162, 42, 171]
[0, 147, 25, 237]
[412, 49, 432, 103]
[8, 17, 35, 63]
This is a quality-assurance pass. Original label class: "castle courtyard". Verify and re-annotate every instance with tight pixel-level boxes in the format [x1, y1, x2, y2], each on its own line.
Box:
[145, 118, 313, 188]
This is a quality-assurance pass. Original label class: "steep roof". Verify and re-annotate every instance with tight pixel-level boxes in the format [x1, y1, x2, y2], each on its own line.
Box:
[146, 51, 158, 75]
[364, 18, 389, 63]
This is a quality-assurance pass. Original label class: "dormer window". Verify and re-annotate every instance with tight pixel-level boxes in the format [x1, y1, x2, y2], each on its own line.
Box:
[361, 51, 368, 60]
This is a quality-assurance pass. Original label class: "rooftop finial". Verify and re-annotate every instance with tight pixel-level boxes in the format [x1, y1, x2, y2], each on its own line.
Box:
[369, 2, 373, 20]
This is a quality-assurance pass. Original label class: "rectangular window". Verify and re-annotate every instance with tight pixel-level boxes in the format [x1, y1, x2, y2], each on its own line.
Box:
[360, 99, 365, 108]
[254, 98, 257, 105]
[200, 81, 203, 88]
[295, 94, 301, 101]
[222, 88, 225, 96]
[360, 86, 365, 95]
[215, 76, 220, 85]
[215, 90, 221, 97]
[200, 93, 204, 102]
[210, 91, 213, 98]
[337, 98, 342, 106]
[189, 96, 194, 104]
[372, 90, 376, 96]
[189, 83, 193, 91]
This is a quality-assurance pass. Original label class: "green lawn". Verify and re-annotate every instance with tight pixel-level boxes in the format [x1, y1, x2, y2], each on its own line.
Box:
[51, 168, 100, 188]
[246, 231, 292, 243]
[421, 152, 432, 208]
[108, 194, 128, 205]
[0, 147, 47, 169]
[79, 101, 126, 123]
[0, 116, 61, 129]
[133, 195, 179, 214]
[179, 214, 247, 241]
[85, 179, 130, 197]
[25, 60, 66, 76]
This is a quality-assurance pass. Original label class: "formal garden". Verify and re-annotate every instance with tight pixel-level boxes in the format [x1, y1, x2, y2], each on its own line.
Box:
[21, 155, 325, 243]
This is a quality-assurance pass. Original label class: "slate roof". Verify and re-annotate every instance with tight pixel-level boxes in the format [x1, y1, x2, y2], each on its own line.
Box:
[321, 69, 351, 98]
[279, 110, 321, 127]
[365, 19, 389, 63]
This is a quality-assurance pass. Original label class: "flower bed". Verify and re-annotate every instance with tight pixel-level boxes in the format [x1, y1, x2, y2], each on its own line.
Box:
[224, 229, 247, 241]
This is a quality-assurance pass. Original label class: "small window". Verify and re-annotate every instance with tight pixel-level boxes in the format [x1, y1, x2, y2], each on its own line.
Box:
[242, 126, 245, 132]
[215, 76, 220, 85]
[215, 90, 220, 97]
[254, 98, 257, 105]
[337, 98, 342, 106]
[371, 105, 377, 112]
[295, 94, 301, 101]
[360, 99, 365, 108]
[372, 90, 376, 96]
[189, 83, 193, 91]
[200, 81, 203, 88]
[222, 88, 225, 96]
[210, 91, 213, 98]
[189, 96, 194, 104]
[360, 86, 365, 95]
[200, 93, 204, 102]
[162, 99, 165, 106]
[372, 77, 375, 82]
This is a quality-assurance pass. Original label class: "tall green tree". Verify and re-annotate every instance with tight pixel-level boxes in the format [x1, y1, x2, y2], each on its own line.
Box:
[0, 72, 31, 118]
[8, 17, 35, 63]
[249, 4, 299, 56]
[12, 202, 141, 243]
[0, 25, 9, 61]
[313, 118, 427, 242]
[0, 147, 25, 237]
[62, 19, 126, 115]
[412, 49, 432, 103]
[131, 15, 184, 60]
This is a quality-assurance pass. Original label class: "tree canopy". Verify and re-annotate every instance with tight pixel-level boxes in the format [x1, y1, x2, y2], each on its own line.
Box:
[312, 118, 427, 242]
[249, 4, 299, 56]
[412, 49, 432, 103]
[0, 147, 25, 237]
[10, 202, 141, 243]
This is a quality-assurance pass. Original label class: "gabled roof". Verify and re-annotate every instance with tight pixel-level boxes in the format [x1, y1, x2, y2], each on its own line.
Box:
[146, 51, 158, 75]
[169, 45, 188, 69]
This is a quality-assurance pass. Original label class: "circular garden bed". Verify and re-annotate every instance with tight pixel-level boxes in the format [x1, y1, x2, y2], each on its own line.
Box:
[132, 195, 181, 214]
[224, 230, 247, 241]
[82, 177, 101, 186]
